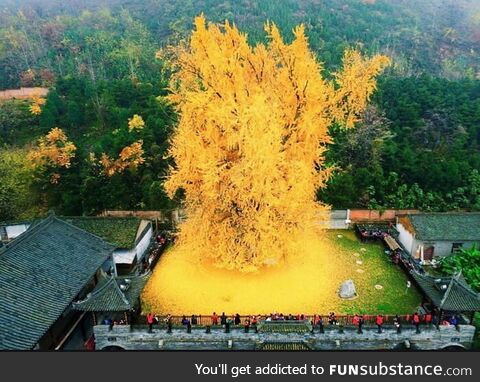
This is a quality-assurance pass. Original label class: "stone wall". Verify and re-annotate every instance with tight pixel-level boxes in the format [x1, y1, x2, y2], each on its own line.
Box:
[350, 209, 420, 223]
[94, 324, 475, 351]
[0, 87, 48, 100]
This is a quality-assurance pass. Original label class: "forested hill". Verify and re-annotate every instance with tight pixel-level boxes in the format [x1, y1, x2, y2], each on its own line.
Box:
[1, 0, 480, 88]
[1, 0, 480, 220]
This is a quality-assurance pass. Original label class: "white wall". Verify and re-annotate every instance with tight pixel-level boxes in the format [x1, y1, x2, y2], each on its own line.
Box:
[112, 224, 153, 265]
[113, 248, 136, 264]
[396, 222, 414, 255]
[5, 224, 30, 239]
[420, 240, 480, 258]
[134, 225, 153, 262]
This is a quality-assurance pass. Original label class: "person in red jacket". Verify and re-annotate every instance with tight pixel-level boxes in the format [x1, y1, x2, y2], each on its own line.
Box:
[211, 312, 219, 325]
[352, 314, 360, 326]
[147, 312, 155, 333]
[376, 314, 384, 333]
[412, 312, 421, 333]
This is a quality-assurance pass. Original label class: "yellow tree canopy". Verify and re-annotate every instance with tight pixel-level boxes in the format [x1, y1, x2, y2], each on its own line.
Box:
[165, 16, 390, 272]
[28, 127, 77, 184]
[128, 114, 145, 131]
[96, 140, 145, 177]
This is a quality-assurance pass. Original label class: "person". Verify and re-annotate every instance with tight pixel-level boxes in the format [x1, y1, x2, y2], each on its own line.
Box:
[318, 316, 324, 333]
[220, 312, 227, 325]
[449, 315, 459, 331]
[412, 312, 420, 333]
[191, 314, 198, 325]
[147, 312, 155, 333]
[244, 317, 250, 333]
[376, 314, 384, 333]
[393, 315, 402, 334]
[424, 312, 432, 327]
[164, 314, 173, 333]
[106, 318, 114, 331]
[234, 313, 241, 326]
[148, 253, 154, 267]
[211, 312, 219, 325]
[358, 315, 364, 334]
[251, 315, 258, 333]
[328, 312, 337, 325]
[181, 315, 189, 325]
[352, 314, 360, 327]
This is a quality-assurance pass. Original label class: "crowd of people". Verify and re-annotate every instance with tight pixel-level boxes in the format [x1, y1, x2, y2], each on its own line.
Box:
[138, 310, 462, 334]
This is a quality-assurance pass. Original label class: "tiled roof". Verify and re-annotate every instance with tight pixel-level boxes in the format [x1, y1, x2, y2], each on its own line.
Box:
[408, 213, 480, 241]
[73, 271, 150, 312]
[0, 215, 115, 350]
[411, 271, 480, 312]
[62, 217, 142, 248]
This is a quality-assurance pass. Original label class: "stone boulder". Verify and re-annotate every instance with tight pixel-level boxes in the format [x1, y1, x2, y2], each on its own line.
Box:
[339, 279, 357, 299]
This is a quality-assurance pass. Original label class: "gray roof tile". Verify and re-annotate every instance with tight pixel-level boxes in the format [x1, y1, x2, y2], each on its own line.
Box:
[408, 213, 480, 241]
[73, 271, 150, 312]
[411, 271, 480, 311]
[0, 215, 115, 349]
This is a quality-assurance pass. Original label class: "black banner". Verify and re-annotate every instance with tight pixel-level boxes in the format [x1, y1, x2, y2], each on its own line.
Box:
[1, 351, 478, 381]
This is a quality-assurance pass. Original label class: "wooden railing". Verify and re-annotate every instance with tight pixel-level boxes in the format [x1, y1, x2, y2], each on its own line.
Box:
[132, 314, 435, 327]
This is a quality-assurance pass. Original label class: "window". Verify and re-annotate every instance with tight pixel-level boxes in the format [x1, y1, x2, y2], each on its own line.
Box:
[451, 243, 463, 253]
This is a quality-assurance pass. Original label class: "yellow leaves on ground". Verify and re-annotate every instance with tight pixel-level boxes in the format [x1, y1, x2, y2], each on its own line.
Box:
[128, 114, 145, 131]
[143, 231, 338, 315]
[96, 140, 145, 177]
[28, 127, 76, 183]
[164, 16, 390, 272]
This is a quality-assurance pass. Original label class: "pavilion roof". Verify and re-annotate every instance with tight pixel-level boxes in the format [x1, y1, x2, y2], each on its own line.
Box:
[73, 271, 150, 312]
[411, 271, 480, 312]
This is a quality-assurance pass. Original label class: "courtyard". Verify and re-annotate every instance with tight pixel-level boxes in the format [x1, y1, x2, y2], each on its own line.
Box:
[141, 229, 422, 315]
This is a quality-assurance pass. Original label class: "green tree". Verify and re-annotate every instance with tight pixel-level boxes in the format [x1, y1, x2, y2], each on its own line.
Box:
[439, 246, 480, 292]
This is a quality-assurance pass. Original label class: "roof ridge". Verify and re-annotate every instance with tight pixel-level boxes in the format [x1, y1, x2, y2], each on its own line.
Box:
[409, 212, 480, 216]
[73, 273, 133, 309]
[112, 278, 131, 307]
[439, 273, 456, 309]
[77, 276, 117, 302]
[451, 271, 479, 298]
[61, 215, 140, 221]
[54, 216, 116, 249]
[117, 270, 151, 281]
[439, 271, 479, 308]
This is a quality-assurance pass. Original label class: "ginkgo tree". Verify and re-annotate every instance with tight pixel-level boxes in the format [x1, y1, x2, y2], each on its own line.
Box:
[165, 16, 390, 272]
[28, 127, 76, 183]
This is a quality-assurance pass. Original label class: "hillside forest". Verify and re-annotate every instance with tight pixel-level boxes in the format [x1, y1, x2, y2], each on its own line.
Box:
[1, 0, 480, 220]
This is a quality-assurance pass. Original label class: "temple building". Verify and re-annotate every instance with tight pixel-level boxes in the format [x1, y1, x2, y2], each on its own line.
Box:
[63, 217, 153, 274]
[72, 270, 150, 325]
[411, 271, 480, 324]
[1, 216, 153, 275]
[0, 215, 115, 350]
[396, 213, 480, 262]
